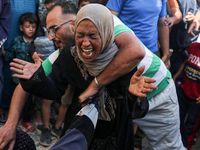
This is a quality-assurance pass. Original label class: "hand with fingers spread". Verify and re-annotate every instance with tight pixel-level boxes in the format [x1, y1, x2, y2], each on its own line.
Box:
[10, 52, 41, 80]
[128, 66, 157, 98]
[0, 124, 16, 150]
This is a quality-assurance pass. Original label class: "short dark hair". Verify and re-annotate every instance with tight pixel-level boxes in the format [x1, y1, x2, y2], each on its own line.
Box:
[78, 0, 98, 7]
[98, 0, 108, 6]
[45, 0, 60, 5]
[20, 13, 38, 25]
[48, 1, 79, 15]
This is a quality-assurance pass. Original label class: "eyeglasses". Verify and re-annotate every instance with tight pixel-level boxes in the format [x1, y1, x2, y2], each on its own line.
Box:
[47, 20, 72, 37]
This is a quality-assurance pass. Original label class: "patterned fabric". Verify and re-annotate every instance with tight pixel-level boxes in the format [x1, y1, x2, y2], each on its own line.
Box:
[4, 35, 32, 84]
[71, 46, 89, 80]
[38, 0, 47, 22]
[4, 36, 32, 62]
[4, 130, 36, 150]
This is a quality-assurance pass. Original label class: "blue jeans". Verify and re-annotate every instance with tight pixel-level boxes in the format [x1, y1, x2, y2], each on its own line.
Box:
[176, 85, 200, 147]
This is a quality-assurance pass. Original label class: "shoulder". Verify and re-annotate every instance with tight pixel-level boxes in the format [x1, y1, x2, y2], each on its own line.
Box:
[113, 15, 133, 36]
[12, 36, 23, 44]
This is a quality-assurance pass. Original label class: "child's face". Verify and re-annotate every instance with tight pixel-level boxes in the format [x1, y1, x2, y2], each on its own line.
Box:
[20, 21, 36, 38]
[79, 1, 90, 8]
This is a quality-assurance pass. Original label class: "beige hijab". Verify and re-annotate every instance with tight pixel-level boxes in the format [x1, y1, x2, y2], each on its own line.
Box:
[74, 4, 118, 77]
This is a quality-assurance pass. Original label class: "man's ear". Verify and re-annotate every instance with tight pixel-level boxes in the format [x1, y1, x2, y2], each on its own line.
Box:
[20, 25, 23, 31]
[71, 19, 75, 33]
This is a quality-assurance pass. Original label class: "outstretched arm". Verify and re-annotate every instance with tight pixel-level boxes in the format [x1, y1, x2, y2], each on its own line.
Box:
[0, 84, 29, 150]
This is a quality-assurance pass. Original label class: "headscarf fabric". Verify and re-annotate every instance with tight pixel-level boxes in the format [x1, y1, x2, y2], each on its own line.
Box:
[75, 4, 118, 76]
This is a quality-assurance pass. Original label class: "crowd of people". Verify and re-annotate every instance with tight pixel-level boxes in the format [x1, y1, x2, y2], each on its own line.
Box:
[0, 0, 200, 150]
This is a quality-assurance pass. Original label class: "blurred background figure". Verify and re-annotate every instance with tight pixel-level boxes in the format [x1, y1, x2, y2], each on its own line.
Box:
[0, 0, 11, 123]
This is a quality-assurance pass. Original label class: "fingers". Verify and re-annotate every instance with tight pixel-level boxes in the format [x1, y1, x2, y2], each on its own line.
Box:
[10, 67, 23, 75]
[196, 100, 200, 105]
[196, 96, 200, 101]
[12, 58, 27, 66]
[39, 58, 44, 63]
[0, 138, 15, 150]
[12, 73, 28, 80]
[0, 140, 6, 150]
[32, 52, 42, 65]
[10, 62, 24, 72]
[37, 53, 44, 57]
[144, 77, 156, 84]
[7, 140, 15, 150]
[187, 22, 198, 37]
[134, 66, 145, 77]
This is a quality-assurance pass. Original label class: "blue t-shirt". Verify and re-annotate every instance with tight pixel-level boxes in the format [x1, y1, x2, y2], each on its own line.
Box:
[106, 0, 167, 53]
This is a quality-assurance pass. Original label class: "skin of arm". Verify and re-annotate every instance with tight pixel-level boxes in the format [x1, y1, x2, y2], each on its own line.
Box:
[158, 17, 170, 64]
[173, 59, 187, 82]
[0, 53, 43, 150]
[0, 84, 29, 150]
[170, 7, 182, 25]
[79, 31, 146, 102]
[188, 11, 200, 37]
[164, 8, 182, 29]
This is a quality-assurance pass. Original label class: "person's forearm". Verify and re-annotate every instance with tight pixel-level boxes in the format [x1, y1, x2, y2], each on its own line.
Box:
[173, 60, 187, 80]
[171, 7, 182, 25]
[158, 17, 170, 60]
[5, 84, 28, 129]
[96, 32, 145, 86]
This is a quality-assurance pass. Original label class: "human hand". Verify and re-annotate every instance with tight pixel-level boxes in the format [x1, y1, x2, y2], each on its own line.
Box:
[33, 53, 44, 63]
[164, 59, 171, 69]
[164, 15, 173, 28]
[161, 55, 171, 69]
[128, 66, 157, 97]
[196, 96, 200, 104]
[0, 124, 16, 150]
[79, 79, 100, 103]
[161, 49, 173, 69]
[1, 46, 5, 56]
[185, 12, 195, 24]
[188, 19, 200, 37]
[10, 52, 41, 80]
